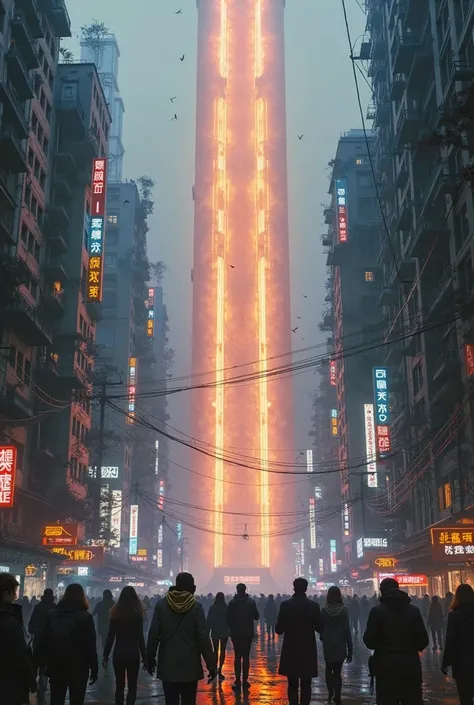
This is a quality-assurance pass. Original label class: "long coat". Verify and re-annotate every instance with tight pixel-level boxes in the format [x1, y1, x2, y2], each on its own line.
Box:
[321, 604, 352, 664]
[275, 594, 323, 678]
[442, 603, 474, 683]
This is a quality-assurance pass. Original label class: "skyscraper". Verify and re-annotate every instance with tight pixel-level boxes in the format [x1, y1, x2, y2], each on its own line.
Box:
[192, 0, 293, 590]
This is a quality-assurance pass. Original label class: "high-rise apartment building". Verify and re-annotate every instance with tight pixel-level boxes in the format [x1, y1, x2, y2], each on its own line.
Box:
[192, 0, 293, 590]
[366, 0, 474, 592]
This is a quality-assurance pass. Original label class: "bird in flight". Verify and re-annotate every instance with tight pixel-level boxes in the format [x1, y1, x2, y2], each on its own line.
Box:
[175, 9, 182, 13]
[170, 97, 176, 103]
[170, 114, 178, 121]
[180, 54, 185, 62]
[298, 134, 303, 140]
[123, 200, 130, 204]
[297, 316, 301, 320]
[303, 295, 308, 298]
[229, 264, 235, 268]
[292, 327, 299, 333]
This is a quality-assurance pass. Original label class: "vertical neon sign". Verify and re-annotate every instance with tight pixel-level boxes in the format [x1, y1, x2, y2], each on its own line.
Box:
[87, 158, 107, 302]
[335, 178, 348, 244]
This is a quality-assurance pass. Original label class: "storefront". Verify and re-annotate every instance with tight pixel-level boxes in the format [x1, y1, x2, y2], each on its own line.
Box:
[0, 543, 63, 597]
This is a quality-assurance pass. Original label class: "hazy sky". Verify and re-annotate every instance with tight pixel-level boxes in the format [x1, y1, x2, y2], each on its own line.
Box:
[66, 0, 369, 492]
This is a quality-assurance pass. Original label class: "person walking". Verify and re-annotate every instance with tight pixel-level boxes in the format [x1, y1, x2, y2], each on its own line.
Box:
[35, 583, 98, 705]
[442, 583, 474, 704]
[206, 592, 229, 680]
[0, 573, 37, 705]
[93, 589, 115, 652]
[321, 586, 353, 705]
[348, 595, 361, 639]
[275, 577, 323, 705]
[428, 595, 444, 651]
[29, 588, 56, 702]
[363, 577, 429, 705]
[360, 595, 370, 633]
[103, 586, 146, 705]
[147, 572, 216, 705]
[264, 594, 278, 641]
[227, 582, 259, 692]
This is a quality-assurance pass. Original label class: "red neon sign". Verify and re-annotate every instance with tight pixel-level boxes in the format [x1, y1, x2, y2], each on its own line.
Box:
[0, 446, 17, 508]
[376, 424, 392, 455]
[335, 178, 348, 244]
[87, 157, 108, 303]
[465, 344, 474, 378]
[329, 360, 336, 386]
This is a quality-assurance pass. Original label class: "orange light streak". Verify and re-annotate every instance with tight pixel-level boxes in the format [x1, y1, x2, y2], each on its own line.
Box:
[219, 0, 228, 78]
[255, 0, 264, 78]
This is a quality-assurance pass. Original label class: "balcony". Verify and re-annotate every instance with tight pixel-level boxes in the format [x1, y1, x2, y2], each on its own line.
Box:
[324, 206, 334, 225]
[1, 293, 53, 346]
[43, 256, 68, 282]
[409, 218, 449, 257]
[57, 360, 89, 389]
[395, 197, 414, 231]
[431, 348, 458, 382]
[392, 32, 423, 74]
[15, 0, 42, 38]
[390, 73, 407, 101]
[366, 102, 376, 121]
[395, 106, 424, 148]
[374, 102, 389, 127]
[6, 49, 34, 99]
[0, 127, 28, 174]
[0, 80, 29, 139]
[55, 149, 76, 175]
[55, 97, 85, 137]
[46, 228, 67, 255]
[36, 353, 60, 386]
[0, 371, 33, 419]
[378, 286, 398, 307]
[44, 0, 71, 37]
[0, 186, 16, 246]
[53, 175, 72, 203]
[47, 203, 69, 228]
[86, 301, 102, 323]
[425, 265, 453, 314]
[64, 128, 100, 166]
[11, 13, 40, 70]
[44, 286, 65, 316]
[322, 236, 332, 248]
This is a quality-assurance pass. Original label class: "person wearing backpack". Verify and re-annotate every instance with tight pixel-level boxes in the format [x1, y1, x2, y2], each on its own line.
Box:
[36, 583, 98, 705]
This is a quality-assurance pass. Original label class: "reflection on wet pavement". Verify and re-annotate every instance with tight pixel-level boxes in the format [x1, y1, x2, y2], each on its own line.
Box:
[83, 632, 459, 704]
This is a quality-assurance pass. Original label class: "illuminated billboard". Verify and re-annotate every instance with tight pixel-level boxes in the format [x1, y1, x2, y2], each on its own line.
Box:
[147, 287, 155, 338]
[87, 157, 107, 302]
[364, 404, 377, 488]
[309, 498, 316, 549]
[330, 539, 337, 572]
[127, 357, 137, 424]
[42, 524, 78, 547]
[306, 449, 313, 473]
[129, 504, 138, 555]
[465, 344, 474, 378]
[431, 527, 474, 562]
[331, 408, 338, 436]
[88, 466, 119, 479]
[111, 490, 122, 548]
[158, 479, 165, 510]
[335, 178, 348, 244]
[0, 446, 17, 508]
[373, 367, 392, 456]
[329, 359, 337, 386]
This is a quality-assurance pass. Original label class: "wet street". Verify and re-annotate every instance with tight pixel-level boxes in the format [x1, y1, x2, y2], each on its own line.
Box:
[37, 633, 460, 704]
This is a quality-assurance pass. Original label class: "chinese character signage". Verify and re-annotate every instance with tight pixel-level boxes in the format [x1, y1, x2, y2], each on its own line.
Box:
[379, 573, 428, 587]
[224, 575, 261, 585]
[330, 539, 337, 573]
[87, 157, 108, 302]
[88, 466, 119, 479]
[364, 404, 378, 488]
[111, 490, 122, 548]
[335, 178, 348, 244]
[465, 344, 474, 378]
[374, 556, 397, 569]
[158, 479, 165, 510]
[343, 502, 350, 536]
[309, 498, 316, 549]
[373, 367, 392, 457]
[329, 359, 337, 386]
[129, 504, 138, 555]
[0, 446, 17, 508]
[147, 287, 155, 338]
[306, 449, 313, 473]
[331, 409, 338, 436]
[127, 357, 137, 424]
[358, 536, 388, 558]
[42, 524, 78, 547]
[50, 546, 104, 566]
[431, 527, 474, 562]
[376, 425, 392, 455]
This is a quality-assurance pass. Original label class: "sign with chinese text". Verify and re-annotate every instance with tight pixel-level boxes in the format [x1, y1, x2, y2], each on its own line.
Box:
[157, 549, 163, 568]
[111, 490, 122, 548]
[329, 360, 337, 386]
[50, 546, 104, 566]
[357, 536, 388, 558]
[309, 498, 316, 549]
[379, 573, 428, 588]
[465, 344, 474, 378]
[330, 539, 337, 573]
[343, 502, 350, 536]
[86, 157, 107, 302]
[431, 527, 474, 562]
[364, 404, 377, 488]
[331, 408, 338, 436]
[374, 556, 397, 569]
[306, 449, 313, 473]
[373, 368, 390, 424]
[335, 178, 348, 243]
[129, 504, 138, 555]
[376, 425, 392, 455]
[158, 479, 165, 510]
[88, 466, 119, 480]
[147, 287, 155, 338]
[42, 524, 78, 547]
[127, 357, 137, 424]
[224, 575, 261, 585]
[0, 446, 17, 508]
[130, 555, 147, 563]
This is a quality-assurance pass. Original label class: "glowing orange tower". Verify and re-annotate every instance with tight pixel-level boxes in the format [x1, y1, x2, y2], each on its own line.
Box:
[192, 0, 293, 590]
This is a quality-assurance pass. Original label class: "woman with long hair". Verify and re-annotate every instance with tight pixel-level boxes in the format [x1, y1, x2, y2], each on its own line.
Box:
[206, 592, 229, 679]
[35, 583, 98, 705]
[320, 586, 352, 705]
[442, 583, 474, 704]
[103, 586, 146, 705]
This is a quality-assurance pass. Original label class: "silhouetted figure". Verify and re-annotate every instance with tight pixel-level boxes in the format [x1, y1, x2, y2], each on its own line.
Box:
[93, 589, 115, 652]
[276, 577, 322, 705]
[442, 583, 474, 705]
[364, 577, 429, 705]
[147, 572, 216, 705]
[36, 583, 98, 705]
[348, 594, 361, 638]
[428, 596, 444, 650]
[264, 594, 278, 640]
[227, 582, 259, 691]
[360, 594, 370, 632]
[103, 586, 146, 705]
[321, 586, 352, 705]
[206, 592, 229, 679]
[29, 588, 55, 702]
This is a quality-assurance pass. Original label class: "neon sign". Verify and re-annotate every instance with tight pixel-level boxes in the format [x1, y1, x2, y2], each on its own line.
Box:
[147, 287, 155, 338]
[364, 404, 377, 488]
[335, 178, 348, 243]
[129, 505, 138, 555]
[127, 357, 137, 424]
[0, 446, 17, 508]
[329, 359, 337, 386]
[331, 408, 338, 436]
[87, 157, 107, 302]
[309, 498, 316, 549]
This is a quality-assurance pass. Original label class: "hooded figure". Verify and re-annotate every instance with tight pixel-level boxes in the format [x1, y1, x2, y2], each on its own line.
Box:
[147, 572, 216, 705]
[93, 589, 115, 650]
[227, 583, 260, 691]
[29, 588, 56, 649]
[363, 578, 429, 705]
[442, 583, 474, 705]
[321, 586, 353, 705]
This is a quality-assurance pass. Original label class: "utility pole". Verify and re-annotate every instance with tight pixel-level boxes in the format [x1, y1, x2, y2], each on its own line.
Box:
[360, 473, 367, 535]
[95, 380, 107, 538]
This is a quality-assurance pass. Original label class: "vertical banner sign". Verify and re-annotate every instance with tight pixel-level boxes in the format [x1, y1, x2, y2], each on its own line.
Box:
[330, 539, 337, 573]
[373, 367, 392, 456]
[465, 344, 474, 378]
[306, 449, 313, 473]
[331, 409, 338, 436]
[154, 440, 159, 476]
[364, 404, 378, 488]
[309, 498, 316, 549]
[318, 558, 324, 575]
[343, 502, 350, 536]
[158, 479, 165, 510]
[87, 158, 107, 302]
[147, 287, 155, 338]
[300, 538, 305, 566]
[111, 490, 122, 548]
[335, 178, 348, 244]
[329, 359, 337, 386]
[0, 446, 17, 507]
[127, 357, 137, 424]
[129, 504, 138, 555]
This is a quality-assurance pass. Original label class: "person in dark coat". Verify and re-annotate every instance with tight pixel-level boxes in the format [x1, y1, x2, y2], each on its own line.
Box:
[29, 587, 56, 702]
[147, 572, 216, 705]
[442, 583, 474, 704]
[275, 577, 323, 705]
[348, 595, 361, 638]
[321, 586, 352, 705]
[360, 594, 370, 632]
[0, 573, 37, 705]
[264, 594, 278, 640]
[93, 588, 115, 651]
[428, 595, 444, 650]
[103, 586, 146, 705]
[363, 577, 429, 705]
[35, 583, 98, 705]
[206, 591, 229, 679]
[227, 582, 259, 691]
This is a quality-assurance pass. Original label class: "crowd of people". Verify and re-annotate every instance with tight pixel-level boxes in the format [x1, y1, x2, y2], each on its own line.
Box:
[1, 570, 474, 705]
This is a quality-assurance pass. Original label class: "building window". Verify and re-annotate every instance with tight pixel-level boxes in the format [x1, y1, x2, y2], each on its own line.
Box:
[105, 254, 117, 268]
[107, 214, 118, 224]
[365, 271, 374, 282]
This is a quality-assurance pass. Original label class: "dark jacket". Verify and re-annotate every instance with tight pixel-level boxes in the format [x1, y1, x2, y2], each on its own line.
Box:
[104, 612, 146, 662]
[227, 593, 259, 639]
[29, 595, 56, 648]
[93, 597, 115, 636]
[147, 588, 215, 682]
[428, 600, 444, 630]
[36, 599, 98, 680]
[264, 598, 278, 625]
[321, 603, 353, 664]
[0, 603, 37, 704]
[363, 589, 429, 682]
[275, 593, 323, 678]
[442, 603, 474, 682]
[206, 603, 229, 640]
